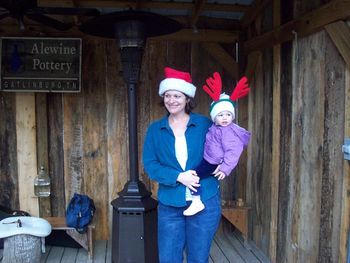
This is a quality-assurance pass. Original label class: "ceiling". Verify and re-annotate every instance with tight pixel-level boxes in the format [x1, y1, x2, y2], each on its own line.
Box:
[0, 0, 258, 33]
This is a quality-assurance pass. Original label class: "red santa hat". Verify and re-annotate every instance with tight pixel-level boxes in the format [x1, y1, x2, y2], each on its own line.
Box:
[159, 67, 196, 98]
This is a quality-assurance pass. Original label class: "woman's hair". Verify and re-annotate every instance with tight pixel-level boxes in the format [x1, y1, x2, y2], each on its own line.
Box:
[160, 95, 196, 114]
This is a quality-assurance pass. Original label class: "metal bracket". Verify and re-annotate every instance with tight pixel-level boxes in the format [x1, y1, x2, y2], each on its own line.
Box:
[342, 138, 350, 160]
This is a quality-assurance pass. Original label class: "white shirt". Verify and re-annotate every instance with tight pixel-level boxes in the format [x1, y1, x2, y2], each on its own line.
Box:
[174, 135, 193, 201]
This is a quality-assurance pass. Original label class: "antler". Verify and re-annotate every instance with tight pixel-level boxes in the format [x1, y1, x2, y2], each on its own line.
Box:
[230, 76, 250, 101]
[202, 72, 222, 101]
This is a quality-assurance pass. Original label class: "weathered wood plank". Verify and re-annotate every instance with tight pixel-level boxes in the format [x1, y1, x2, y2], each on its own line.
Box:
[325, 21, 350, 68]
[138, 39, 161, 192]
[63, 92, 84, 204]
[276, 39, 293, 263]
[47, 94, 65, 216]
[105, 40, 127, 227]
[214, 231, 246, 263]
[224, 232, 259, 263]
[270, 0, 281, 261]
[339, 63, 350, 263]
[317, 25, 345, 263]
[75, 248, 89, 263]
[209, 238, 229, 263]
[244, 51, 262, 82]
[246, 42, 273, 255]
[145, 40, 163, 197]
[35, 93, 51, 217]
[232, 230, 271, 263]
[106, 238, 112, 263]
[45, 246, 65, 263]
[0, 92, 18, 209]
[16, 93, 39, 216]
[82, 39, 108, 240]
[288, 32, 325, 262]
[93, 240, 107, 263]
[60, 247, 78, 263]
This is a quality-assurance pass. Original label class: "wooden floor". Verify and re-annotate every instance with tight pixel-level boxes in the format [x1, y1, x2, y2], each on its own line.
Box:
[0, 230, 270, 263]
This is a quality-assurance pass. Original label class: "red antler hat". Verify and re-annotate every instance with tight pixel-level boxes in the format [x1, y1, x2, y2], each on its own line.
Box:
[159, 67, 196, 98]
[202, 72, 250, 121]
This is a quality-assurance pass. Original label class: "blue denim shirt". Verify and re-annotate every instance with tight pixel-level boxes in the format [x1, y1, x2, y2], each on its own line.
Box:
[142, 112, 219, 207]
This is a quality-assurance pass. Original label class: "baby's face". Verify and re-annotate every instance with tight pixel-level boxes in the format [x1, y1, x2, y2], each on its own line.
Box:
[215, 111, 233, 127]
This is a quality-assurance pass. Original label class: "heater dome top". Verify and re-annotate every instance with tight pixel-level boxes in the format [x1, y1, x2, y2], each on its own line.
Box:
[79, 10, 182, 39]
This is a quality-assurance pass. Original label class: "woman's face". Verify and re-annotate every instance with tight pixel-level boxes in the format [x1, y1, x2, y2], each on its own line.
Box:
[163, 90, 188, 115]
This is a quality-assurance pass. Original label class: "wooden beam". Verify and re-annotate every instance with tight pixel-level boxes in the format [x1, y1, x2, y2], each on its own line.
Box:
[201, 42, 238, 79]
[243, 0, 350, 54]
[152, 29, 239, 43]
[0, 24, 238, 43]
[325, 21, 350, 68]
[270, 0, 281, 262]
[189, 0, 206, 28]
[240, 0, 271, 28]
[38, 0, 251, 13]
[339, 67, 350, 263]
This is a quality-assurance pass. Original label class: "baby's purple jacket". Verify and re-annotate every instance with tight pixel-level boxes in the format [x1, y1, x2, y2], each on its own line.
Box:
[203, 122, 251, 176]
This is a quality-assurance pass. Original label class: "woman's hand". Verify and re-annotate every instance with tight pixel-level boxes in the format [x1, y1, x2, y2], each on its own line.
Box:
[177, 170, 200, 192]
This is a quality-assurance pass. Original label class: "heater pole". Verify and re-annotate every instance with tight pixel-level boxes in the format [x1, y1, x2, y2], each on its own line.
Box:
[127, 82, 139, 182]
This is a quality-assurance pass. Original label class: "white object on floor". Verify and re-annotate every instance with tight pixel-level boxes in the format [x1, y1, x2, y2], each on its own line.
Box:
[0, 216, 52, 238]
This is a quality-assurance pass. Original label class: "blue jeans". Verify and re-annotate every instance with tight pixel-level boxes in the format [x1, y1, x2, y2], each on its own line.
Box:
[158, 192, 221, 263]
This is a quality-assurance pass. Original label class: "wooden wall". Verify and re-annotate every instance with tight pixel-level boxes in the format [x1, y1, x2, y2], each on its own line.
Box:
[1, 1, 349, 261]
[244, 0, 350, 262]
[0, 37, 241, 240]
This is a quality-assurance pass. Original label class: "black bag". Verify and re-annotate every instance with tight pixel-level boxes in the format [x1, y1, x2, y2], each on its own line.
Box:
[66, 193, 95, 233]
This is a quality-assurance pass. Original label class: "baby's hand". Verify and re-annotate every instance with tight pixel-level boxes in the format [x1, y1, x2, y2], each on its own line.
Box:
[214, 171, 226, 180]
[212, 165, 220, 174]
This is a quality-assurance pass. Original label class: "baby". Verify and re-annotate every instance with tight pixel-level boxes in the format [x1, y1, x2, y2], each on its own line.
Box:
[184, 73, 251, 216]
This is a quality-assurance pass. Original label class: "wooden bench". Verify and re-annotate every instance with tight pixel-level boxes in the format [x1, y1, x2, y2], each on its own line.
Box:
[44, 216, 95, 260]
[221, 205, 250, 244]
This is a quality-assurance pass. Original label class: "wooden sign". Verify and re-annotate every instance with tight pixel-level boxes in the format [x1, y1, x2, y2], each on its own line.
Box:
[0, 37, 81, 92]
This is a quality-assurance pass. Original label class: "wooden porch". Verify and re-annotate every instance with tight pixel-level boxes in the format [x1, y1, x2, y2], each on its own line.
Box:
[0, 229, 270, 263]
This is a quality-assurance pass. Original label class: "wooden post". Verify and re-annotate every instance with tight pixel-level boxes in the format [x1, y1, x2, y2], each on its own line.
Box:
[339, 65, 350, 263]
[16, 93, 39, 216]
[270, 0, 281, 262]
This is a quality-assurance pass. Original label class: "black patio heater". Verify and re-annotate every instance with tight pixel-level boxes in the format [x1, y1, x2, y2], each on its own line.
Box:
[80, 10, 182, 263]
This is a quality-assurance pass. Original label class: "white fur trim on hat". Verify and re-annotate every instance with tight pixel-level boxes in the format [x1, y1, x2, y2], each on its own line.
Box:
[159, 78, 196, 98]
[210, 94, 235, 121]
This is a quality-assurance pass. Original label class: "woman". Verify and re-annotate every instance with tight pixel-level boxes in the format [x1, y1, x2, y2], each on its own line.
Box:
[142, 67, 222, 263]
